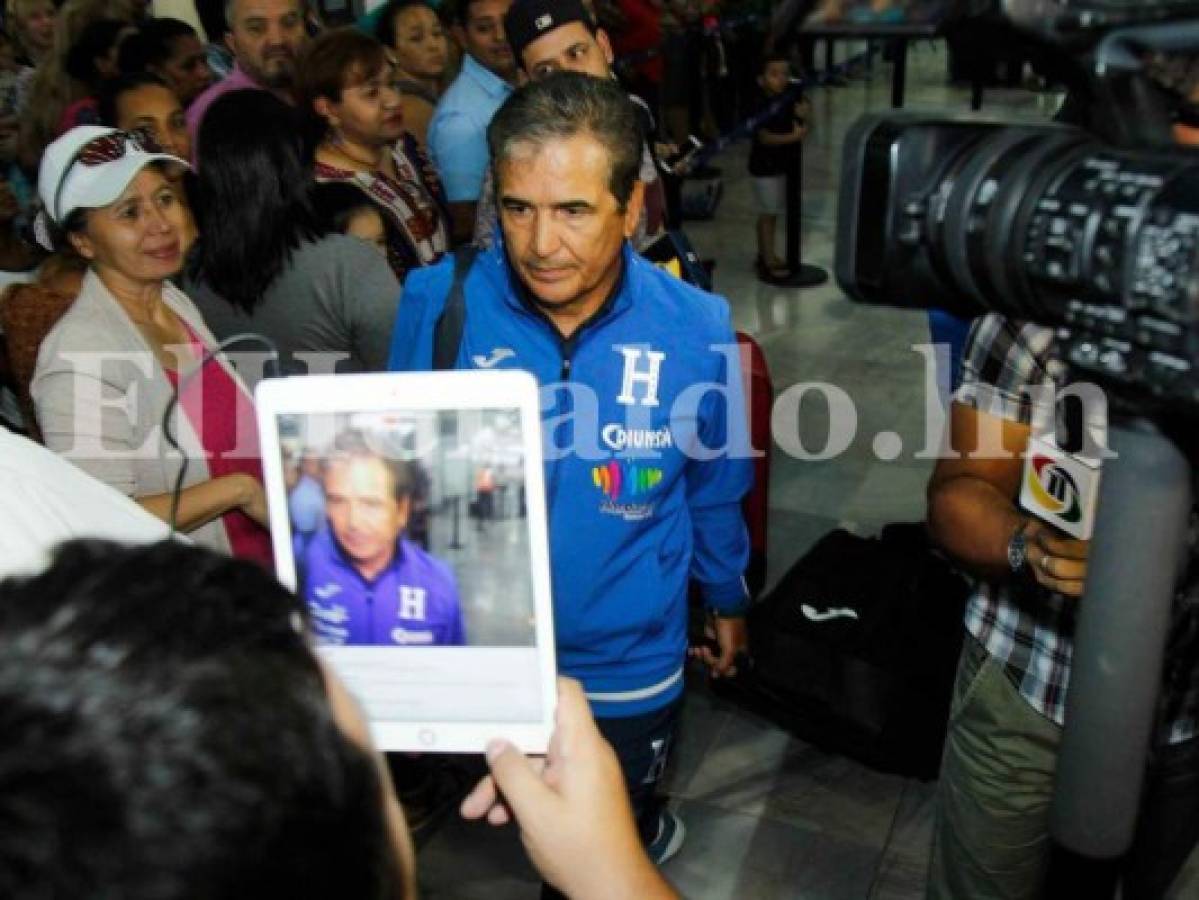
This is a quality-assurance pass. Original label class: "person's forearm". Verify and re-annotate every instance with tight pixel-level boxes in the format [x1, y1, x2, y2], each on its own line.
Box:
[927, 475, 1026, 581]
[586, 861, 679, 900]
[137, 474, 251, 533]
[758, 128, 802, 146]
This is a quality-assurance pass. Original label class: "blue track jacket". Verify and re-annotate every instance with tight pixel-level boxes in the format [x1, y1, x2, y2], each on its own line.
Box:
[388, 242, 751, 716]
[303, 528, 465, 647]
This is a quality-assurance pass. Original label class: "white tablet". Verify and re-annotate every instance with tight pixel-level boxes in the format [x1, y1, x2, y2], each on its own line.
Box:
[256, 370, 557, 753]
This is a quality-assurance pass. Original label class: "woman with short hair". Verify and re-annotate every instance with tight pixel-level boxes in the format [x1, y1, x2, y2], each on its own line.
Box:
[297, 28, 448, 282]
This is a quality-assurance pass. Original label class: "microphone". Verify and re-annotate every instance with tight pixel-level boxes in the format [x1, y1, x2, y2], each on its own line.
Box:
[1019, 437, 1102, 540]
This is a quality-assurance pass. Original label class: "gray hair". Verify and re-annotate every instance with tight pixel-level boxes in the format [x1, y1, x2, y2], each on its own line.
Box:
[487, 71, 643, 209]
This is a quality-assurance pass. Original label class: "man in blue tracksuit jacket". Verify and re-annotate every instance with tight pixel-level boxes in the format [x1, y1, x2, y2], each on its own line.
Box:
[301, 431, 465, 647]
[387, 72, 750, 864]
[304, 528, 465, 647]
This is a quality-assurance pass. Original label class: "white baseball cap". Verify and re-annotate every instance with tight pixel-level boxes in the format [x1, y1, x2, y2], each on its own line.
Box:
[37, 126, 189, 230]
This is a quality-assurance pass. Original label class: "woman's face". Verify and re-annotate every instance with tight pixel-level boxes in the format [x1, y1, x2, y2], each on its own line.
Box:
[71, 167, 187, 283]
[115, 84, 192, 161]
[324, 61, 404, 148]
[17, 0, 56, 58]
[390, 5, 447, 80]
[155, 34, 212, 106]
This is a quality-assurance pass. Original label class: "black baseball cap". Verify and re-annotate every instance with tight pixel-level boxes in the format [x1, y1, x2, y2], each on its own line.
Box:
[505, 0, 595, 64]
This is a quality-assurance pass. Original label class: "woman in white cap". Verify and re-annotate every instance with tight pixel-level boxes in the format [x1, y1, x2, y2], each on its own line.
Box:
[29, 125, 273, 566]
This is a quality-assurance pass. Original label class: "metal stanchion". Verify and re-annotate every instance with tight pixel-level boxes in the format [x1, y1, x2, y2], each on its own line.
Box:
[775, 123, 828, 288]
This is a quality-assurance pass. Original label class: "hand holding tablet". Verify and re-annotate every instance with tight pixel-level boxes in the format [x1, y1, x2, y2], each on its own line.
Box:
[462, 678, 680, 900]
[257, 371, 558, 753]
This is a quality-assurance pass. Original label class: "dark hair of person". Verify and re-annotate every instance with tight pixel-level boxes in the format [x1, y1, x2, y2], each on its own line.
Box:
[375, 0, 440, 50]
[0, 539, 402, 900]
[117, 17, 198, 74]
[328, 428, 414, 501]
[64, 18, 129, 88]
[194, 0, 228, 42]
[487, 71, 643, 209]
[96, 70, 173, 128]
[189, 90, 325, 313]
[310, 180, 381, 231]
[295, 27, 389, 143]
[759, 51, 790, 74]
[450, 0, 490, 27]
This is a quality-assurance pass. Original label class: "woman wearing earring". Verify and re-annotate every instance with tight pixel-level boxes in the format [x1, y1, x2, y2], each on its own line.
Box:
[374, 0, 448, 149]
[298, 28, 449, 282]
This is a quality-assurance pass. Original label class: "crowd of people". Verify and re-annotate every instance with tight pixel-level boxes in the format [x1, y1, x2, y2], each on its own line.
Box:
[2, 0, 1199, 897]
[0, 0, 747, 893]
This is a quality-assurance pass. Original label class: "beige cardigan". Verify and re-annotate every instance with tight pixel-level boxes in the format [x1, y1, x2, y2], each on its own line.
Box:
[31, 269, 257, 556]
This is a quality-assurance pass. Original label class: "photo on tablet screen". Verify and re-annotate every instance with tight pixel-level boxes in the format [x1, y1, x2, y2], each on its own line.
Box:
[256, 372, 556, 753]
[281, 411, 535, 650]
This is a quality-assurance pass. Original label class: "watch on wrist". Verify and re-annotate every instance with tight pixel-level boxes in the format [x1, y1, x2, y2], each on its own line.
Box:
[1007, 520, 1030, 575]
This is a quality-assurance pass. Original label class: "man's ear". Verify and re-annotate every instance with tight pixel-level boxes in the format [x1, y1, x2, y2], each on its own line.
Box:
[396, 493, 412, 528]
[451, 23, 467, 50]
[622, 180, 645, 239]
[224, 30, 238, 56]
[597, 28, 614, 66]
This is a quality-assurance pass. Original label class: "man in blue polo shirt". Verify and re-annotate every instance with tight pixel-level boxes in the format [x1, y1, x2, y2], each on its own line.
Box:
[428, 0, 517, 244]
[303, 430, 465, 647]
[389, 73, 751, 867]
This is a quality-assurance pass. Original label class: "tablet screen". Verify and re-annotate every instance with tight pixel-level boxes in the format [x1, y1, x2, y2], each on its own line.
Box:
[257, 373, 555, 752]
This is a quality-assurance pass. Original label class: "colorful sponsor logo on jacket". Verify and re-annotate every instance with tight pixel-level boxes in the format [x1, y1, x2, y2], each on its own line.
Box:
[592, 460, 664, 500]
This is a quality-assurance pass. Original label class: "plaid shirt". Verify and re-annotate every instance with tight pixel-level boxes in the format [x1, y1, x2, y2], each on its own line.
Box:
[955, 314, 1199, 744]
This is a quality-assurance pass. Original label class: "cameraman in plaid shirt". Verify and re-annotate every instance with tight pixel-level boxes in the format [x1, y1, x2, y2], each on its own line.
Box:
[925, 313, 1199, 899]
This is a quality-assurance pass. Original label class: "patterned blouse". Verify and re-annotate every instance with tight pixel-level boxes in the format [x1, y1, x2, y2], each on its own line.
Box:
[315, 132, 450, 282]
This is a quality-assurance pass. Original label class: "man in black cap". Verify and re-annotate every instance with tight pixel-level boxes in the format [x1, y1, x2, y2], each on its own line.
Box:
[471, 0, 673, 248]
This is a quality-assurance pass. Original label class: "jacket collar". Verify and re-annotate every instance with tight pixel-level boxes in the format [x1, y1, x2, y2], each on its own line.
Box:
[321, 526, 408, 585]
[461, 53, 514, 100]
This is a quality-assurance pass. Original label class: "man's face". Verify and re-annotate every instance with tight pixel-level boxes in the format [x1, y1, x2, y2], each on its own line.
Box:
[520, 22, 612, 81]
[454, 0, 515, 80]
[324, 456, 409, 575]
[225, 0, 308, 90]
[497, 132, 641, 318]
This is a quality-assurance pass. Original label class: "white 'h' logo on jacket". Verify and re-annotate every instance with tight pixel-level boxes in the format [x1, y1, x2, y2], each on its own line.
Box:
[615, 347, 665, 407]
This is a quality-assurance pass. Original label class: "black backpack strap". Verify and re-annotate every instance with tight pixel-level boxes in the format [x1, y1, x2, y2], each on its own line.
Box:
[432, 246, 479, 371]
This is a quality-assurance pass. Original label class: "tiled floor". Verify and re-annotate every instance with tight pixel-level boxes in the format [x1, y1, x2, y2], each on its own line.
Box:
[416, 43, 1199, 899]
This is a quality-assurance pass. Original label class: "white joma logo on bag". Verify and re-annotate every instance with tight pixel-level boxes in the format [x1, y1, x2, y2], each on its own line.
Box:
[800, 604, 860, 623]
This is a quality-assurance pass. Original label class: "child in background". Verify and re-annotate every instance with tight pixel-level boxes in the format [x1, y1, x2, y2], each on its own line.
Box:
[310, 181, 391, 258]
[748, 53, 810, 283]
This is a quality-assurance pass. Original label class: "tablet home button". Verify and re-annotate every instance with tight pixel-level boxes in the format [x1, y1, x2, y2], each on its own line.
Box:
[418, 729, 436, 747]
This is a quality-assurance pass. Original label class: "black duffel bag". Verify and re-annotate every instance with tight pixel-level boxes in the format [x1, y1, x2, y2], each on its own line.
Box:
[712, 523, 971, 780]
